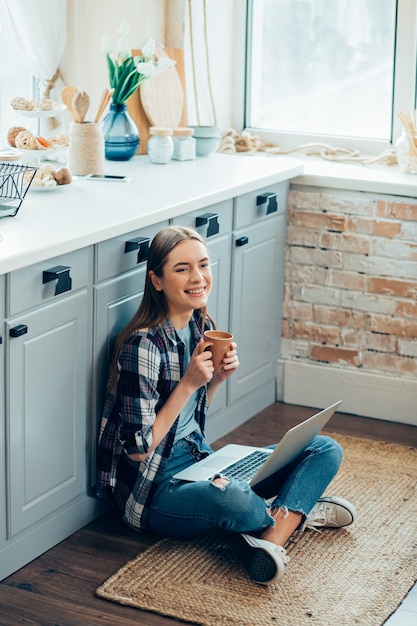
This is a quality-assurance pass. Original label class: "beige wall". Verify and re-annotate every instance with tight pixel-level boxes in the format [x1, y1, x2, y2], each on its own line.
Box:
[62, 0, 169, 120]
[60, 0, 235, 129]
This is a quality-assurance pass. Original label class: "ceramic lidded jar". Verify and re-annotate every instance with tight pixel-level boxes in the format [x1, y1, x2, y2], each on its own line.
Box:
[147, 127, 174, 164]
[172, 127, 196, 161]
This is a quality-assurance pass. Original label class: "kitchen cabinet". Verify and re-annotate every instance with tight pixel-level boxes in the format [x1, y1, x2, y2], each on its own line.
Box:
[92, 220, 169, 477]
[92, 185, 288, 445]
[203, 183, 289, 441]
[0, 275, 6, 554]
[0, 154, 302, 580]
[1, 248, 105, 580]
[230, 184, 288, 401]
[172, 184, 289, 442]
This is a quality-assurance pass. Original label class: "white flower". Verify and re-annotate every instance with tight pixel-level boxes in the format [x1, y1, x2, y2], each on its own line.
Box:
[142, 38, 156, 61]
[118, 20, 130, 39]
[154, 57, 176, 74]
[102, 23, 176, 104]
[101, 35, 111, 56]
[116, 34, 131, 63]
[134, 61, 155, 78]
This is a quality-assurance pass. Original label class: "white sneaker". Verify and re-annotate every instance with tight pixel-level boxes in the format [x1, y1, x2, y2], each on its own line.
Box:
[232, 533, 290, 585]
[305, 496, 357, 530]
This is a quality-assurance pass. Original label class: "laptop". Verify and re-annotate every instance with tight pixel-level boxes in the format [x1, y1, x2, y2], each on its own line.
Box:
[173, 400, 341, 486]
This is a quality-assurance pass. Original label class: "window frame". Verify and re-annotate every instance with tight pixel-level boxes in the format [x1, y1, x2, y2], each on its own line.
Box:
[234, 0, 417, 155]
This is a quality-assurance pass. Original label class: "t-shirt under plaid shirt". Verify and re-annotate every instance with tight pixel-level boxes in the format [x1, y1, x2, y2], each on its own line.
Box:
[96, 312, 210, 532]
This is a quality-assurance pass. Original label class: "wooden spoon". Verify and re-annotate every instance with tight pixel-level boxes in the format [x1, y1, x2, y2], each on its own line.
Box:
[73, 91, 90, 124]
[61, 85, 78, 121]
[94, 88, 114, 123]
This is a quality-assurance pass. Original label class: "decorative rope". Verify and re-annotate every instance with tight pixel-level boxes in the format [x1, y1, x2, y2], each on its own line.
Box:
[218, 128, 398, 167]
[44, 68, 64, 99]
[202, 0, 217, 126]
[44, 67, 64, 131]
[187, 0, 200, 125]
[187, 0, 217, 126]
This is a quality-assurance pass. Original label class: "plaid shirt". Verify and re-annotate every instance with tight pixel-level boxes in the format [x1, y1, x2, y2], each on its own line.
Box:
[96, 312, 210, 532]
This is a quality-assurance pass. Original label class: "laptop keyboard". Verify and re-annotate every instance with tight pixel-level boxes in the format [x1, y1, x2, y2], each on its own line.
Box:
[221, 450, 271, 482]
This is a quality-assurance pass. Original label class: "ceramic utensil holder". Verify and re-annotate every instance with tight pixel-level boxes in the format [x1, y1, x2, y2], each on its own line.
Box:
[67, 122, 105, 176]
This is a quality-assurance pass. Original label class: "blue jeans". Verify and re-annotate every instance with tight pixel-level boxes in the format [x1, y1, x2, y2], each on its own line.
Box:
[147, 430, 343, 538]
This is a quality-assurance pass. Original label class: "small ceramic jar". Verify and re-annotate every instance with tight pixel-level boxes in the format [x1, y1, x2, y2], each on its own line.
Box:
[172, 127, 196, 161]
[148, 127, 173, 164]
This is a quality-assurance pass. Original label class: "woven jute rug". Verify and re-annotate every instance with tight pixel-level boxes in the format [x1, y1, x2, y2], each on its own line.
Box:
[96, 434, 417, 625]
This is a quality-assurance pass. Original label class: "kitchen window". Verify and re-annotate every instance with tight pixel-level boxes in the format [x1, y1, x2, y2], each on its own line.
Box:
[244, 0, 417, 154]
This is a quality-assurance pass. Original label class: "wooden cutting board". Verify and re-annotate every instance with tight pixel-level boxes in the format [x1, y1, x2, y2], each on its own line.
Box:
[127, 48, 187, 154]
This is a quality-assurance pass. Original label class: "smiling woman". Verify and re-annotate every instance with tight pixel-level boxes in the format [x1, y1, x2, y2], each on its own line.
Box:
[96, 224, 356, 588]
[149, 236, 212, 329]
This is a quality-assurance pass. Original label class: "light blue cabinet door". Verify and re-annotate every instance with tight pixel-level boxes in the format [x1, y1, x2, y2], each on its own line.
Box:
[93, 221, 170, 482]
[93, 267, 146, 443]
[229, 214, 285, 405]
[204, 232, 232, 419]
[0, 276, 5, 550]
[6, 291, 89, 537]
[93, 220, 170, 429]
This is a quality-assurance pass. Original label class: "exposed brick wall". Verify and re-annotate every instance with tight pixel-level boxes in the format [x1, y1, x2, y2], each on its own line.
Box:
[281, 186, 417, 379]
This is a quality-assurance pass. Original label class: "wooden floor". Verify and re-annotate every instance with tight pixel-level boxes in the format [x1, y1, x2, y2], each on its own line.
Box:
[1, 402, 416, 626]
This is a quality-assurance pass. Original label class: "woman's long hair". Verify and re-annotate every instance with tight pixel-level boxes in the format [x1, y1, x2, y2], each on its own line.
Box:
[107, 225, 214, 391]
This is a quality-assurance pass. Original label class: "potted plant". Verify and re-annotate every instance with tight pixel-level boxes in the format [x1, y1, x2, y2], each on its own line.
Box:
[101, 21, 175, 160]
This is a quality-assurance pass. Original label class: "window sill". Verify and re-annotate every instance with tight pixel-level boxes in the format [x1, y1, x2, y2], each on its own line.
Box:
[289, 156, 417, 198]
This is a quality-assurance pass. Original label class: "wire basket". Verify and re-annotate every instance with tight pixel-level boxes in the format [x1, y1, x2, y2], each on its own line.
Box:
[0, 162, 37, 218]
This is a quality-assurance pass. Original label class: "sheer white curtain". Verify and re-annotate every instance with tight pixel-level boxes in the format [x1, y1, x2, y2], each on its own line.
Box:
[0, 0, 67, 137]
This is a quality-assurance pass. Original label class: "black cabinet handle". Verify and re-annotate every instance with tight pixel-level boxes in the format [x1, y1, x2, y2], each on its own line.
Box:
[257, 192, 278, 215]
[124, 237, 150, 263]
[195, 213, 220, 237]
[236, 236, 249, 247]
[10, 324, 28, 338]
[43, 265, 72, 295]
[0, 335, 2, 344]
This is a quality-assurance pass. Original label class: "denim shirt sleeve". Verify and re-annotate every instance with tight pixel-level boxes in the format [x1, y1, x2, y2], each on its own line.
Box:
[117, 335, 161, 455]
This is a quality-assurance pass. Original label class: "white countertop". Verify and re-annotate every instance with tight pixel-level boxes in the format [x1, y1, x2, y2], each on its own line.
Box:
[290, 156, 417, 197]
[0, 154, 303, 274]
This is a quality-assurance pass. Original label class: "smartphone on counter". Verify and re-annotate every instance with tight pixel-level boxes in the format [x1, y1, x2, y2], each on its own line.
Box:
[85, 174, 131, 182]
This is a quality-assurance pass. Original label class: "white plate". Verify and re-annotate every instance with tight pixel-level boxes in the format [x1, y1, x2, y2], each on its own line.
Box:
[29, 177, 77, 192]
[17, 146, 69, 158]
[0, 148, 20, 162]
[11, 104, 67, 118]
[29, 184, 70, 192]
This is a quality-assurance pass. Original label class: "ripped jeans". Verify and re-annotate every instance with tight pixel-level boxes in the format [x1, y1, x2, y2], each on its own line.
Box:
[146, 429, 343, 538]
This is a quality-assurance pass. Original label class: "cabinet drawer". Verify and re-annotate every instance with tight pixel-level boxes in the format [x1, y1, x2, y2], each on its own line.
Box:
[7, 247, 92, 316]
[95, 220, 169, 283]
[172, 199, 233, 240]
[234, 182, 289, 229]
[0, 274, 4, 322]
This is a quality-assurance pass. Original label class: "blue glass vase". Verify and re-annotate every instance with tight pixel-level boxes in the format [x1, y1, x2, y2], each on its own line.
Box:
[101, 103, 140, 161]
